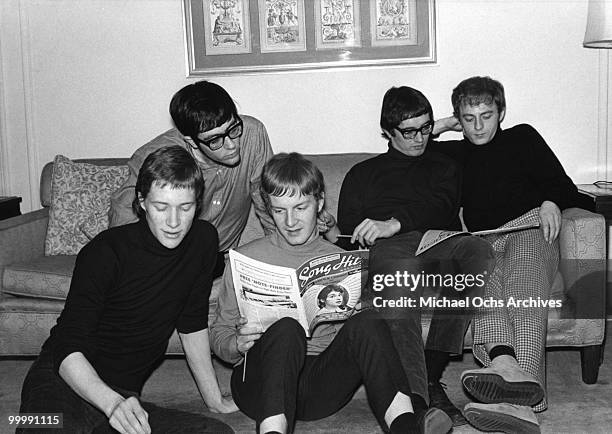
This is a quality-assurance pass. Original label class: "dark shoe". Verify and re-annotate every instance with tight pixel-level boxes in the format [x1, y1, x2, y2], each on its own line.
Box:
[428, 381, 468, 426]
[464, 402, 540, 433]
[461, 356, 544, 406]
[416, 408, 452, 434]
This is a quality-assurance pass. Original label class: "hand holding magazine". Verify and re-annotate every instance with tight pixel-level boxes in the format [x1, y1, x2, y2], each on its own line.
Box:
[229, 249, 369, 337]
[416, 223, 540, 256]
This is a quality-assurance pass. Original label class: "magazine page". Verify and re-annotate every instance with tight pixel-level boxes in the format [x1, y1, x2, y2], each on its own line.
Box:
[415, 230, 468, 256]
[229, 250, 310, 336]
[472, 222, 540, 236]
[294, 250, 369, 332]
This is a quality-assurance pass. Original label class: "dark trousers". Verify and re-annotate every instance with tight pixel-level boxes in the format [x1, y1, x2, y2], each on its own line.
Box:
[19, 350, 233, 434]
[368, 231, 495, 403]
[230, 310, 415, 431]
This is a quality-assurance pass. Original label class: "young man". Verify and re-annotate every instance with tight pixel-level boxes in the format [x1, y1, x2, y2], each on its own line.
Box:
[336, 86, 495, 427]
[210, 153, 452, 434]
[109, 80, 276, 277]
[19, 146, 236, 434]
[431, 76, 595, 432]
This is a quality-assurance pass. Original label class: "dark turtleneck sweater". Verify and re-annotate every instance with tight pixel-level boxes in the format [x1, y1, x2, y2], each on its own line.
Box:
[337, 144, 462, 242]
[43, 218, 219, 393]
[429, 124, 594, 231]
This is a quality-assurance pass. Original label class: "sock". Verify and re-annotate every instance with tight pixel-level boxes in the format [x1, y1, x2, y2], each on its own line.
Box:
[389, 412, 417, 434]
[425, 349, 449, 383]
[489, 345, 516, 361]
[410, 394, 428, 412]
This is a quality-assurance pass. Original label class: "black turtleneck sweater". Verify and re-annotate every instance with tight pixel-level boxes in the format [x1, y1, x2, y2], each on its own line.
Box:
[429, 124, 594, 231]
[337, 145, 462, 240]
[43, 219, 219, 393]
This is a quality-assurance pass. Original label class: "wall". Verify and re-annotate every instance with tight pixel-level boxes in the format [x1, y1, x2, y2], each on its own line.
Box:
[0, 0, 606, 212]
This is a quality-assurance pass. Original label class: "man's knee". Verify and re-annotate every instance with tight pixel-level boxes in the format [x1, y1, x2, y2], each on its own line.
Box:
[263, 317, 307, 352]
[343, 309, 389, 340]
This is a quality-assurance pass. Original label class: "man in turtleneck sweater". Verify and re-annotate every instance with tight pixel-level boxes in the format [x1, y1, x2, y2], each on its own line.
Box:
[18, 147, 236, 434]
[430, 76, 594, 433]
[336, 86, 495, 428]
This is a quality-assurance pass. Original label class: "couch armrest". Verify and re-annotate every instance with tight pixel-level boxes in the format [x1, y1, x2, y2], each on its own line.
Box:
[558, 207, 606, 318]
[0, 208, 49, 282]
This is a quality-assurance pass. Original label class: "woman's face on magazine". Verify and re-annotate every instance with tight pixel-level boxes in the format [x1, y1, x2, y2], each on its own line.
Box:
[269, 192, 323, 246]
[326, 291, 343, 307]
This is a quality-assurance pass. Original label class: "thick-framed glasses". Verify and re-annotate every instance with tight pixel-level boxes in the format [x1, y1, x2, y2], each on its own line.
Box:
[192, 117, 243, 151]
[395, 122, 433, 140]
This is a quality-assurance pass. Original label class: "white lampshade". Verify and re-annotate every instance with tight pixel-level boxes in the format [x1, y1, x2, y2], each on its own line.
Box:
[584, 0, 612, 48]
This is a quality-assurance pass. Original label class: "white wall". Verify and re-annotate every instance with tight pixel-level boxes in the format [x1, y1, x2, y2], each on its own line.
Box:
[0, 0, 605, 212]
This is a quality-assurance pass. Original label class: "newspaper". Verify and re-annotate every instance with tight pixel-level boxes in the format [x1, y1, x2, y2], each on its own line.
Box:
[415, 223, 540, 256]
[229, 249, 369, 337]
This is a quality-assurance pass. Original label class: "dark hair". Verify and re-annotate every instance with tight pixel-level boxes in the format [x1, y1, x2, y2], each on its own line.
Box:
[380, 86, 433, 137]
[451, 76, 506, 117]
[132, 146, 204, 219]
[260, 153, 325, 209]
[169, 80, 238, 141]
[317, 284, 349, 308]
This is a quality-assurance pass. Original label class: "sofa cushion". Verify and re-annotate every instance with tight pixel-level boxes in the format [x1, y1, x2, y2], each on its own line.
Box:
[2, 256, 76, 300]
[44, 155, 129, 255]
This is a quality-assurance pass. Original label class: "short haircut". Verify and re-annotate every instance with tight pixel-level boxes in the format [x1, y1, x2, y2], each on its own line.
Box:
[317, 284, 349, 308]
[260, 152, 325, 208]
[132, 146, 204, 219]
[169, 80, 238, 141]
[452, 76, 506, 117]
[380, 86, 433, 137]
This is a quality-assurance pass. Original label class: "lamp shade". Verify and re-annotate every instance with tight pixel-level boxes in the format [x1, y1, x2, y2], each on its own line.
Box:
[584, 0, 612, 48]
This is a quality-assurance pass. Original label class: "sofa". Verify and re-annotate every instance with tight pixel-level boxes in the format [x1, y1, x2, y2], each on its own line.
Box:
[0, 153, 606, 384]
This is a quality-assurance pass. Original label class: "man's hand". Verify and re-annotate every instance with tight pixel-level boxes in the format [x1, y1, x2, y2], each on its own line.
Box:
[433, 116, 462, 135]
[107, 396, 151, 434]
[539, 200, 561, 243]
[351, 218, 401, 246]
[235, 316, 263, 355]
[208, 397, 239, 414]
[318, 209, 341, 243]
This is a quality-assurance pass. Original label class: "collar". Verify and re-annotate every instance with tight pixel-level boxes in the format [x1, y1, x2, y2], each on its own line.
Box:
[385, 142, 425, 160]
[269, 229, 324, 253]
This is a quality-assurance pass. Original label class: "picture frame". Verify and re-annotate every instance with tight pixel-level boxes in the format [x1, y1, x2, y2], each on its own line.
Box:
[258, 0, 307, 53]
[183, 0, 436, 76]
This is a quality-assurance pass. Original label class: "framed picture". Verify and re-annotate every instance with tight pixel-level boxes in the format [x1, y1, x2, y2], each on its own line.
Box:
[203, 0, 252, 55]
[258, 0, 307, 53]
[183, 0, 436, 76]
[314, 0, 361, 50]
[370, 0, 417, 47]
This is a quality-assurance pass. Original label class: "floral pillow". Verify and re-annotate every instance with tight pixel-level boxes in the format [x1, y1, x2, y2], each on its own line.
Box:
[44, 155, 130, 255]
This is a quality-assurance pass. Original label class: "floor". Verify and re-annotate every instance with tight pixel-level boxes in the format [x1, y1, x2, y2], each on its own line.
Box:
[1, 340, 612, 433]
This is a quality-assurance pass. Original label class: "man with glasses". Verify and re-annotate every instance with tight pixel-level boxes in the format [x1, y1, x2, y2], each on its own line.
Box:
[335, 86, 494, 428]
[110, 80, 275, 277]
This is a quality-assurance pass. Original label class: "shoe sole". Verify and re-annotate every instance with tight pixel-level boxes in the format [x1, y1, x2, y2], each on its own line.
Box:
[462, 372, 545, 406]
[464, 406, 540, 433]
[422, 408, 453, 434]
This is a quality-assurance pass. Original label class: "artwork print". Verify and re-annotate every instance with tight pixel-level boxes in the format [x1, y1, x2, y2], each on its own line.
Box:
[203, 0, 252, 55]
[370, 0, 417, 47]
[259, 0, 306, 53]
[315, 0, 361, 50]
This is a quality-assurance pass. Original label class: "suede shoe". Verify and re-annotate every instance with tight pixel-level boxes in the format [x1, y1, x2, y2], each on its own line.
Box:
[427, 381, 468, 426]
[461, 356, 544, 406]
[463, 402, 541, 433]
[416, 408, 452, 434]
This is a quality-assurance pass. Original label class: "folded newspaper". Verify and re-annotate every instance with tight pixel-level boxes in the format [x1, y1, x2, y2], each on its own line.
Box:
[229, 249, 369, 337]
[415, 223, 540, 256]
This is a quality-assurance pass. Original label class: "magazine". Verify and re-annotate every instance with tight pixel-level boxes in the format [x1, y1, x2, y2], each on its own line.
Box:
[415, 223, 540, 256]
[229, 249, 369, 337]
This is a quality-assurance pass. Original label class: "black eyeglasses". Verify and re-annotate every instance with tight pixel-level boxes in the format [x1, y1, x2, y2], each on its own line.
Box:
[395, 122, 433, 140]
[191, 117, 243, 151]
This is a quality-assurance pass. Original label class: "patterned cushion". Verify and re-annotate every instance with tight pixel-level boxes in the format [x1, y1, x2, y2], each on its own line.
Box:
[44, 155, 129, 255]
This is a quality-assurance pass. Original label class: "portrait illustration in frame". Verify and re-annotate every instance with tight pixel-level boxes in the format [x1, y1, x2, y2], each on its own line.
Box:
[370, 0, 417, 47]
[258, 0, 306, 53]
[203, 0, 252, 55]
[314, 0, 361, 50]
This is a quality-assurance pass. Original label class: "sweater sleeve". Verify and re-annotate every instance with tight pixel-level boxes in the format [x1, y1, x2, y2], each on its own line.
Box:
[522, 125, 587, 211]
[209, 265, 242, 364]
[337, 166, 366, 236]
[248, 119, 276, 236]
[392, 158, 462, 233]
[50, 239, 118, 373]
[176, 225, 219, 334]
